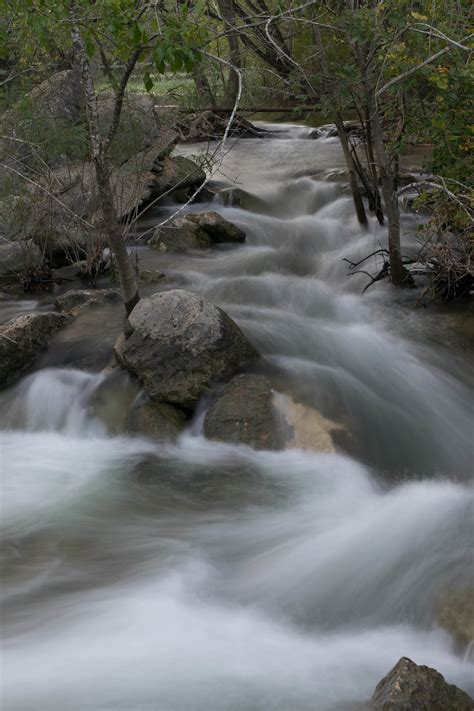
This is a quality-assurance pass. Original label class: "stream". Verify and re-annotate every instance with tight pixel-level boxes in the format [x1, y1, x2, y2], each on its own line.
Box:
[1, 123, 473, 710]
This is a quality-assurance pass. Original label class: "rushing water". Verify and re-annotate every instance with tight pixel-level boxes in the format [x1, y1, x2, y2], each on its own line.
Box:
[1, 124, 472, 710]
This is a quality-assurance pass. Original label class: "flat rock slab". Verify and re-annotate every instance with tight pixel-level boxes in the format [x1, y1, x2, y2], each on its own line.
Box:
[115, 290, 258, 409]
[369, 657, 474, 710]
[55, 288, 122, 314]
[0, 312, 69, 388]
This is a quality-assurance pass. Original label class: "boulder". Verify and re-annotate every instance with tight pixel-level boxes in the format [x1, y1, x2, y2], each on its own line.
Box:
[186, 211, 246, 244]
[97, 91, 178, 162]
[126, 397, 186, 441]
[139, 268, 165, 283]
[435, 586, 474, 651]
[148, 212, 245, 253]
[151, 155, 206, 197]
[21, 152, 204, 263]
[55, 288, 121, 314]
[0, 311, 69, 388]
[368, 657, 473, 710]
[28, 70, 84, 123]
[203, 373, 289, 450]
[114, 290, 258, 409]
[0, 239, 43, 276]
[148, 217, 211, 252]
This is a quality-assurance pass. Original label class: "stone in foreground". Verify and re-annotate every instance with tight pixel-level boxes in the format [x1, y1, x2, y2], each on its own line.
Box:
[203, 373, 289, 450]
[115, 290, 257, 409]
[368, 656, 473, 710]
[0, 312, 69, 388]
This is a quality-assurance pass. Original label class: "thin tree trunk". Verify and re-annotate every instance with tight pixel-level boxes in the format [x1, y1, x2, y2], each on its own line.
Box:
[368, 92, 413, 287]
[335, 114, 369, 227]
[193, 63, 216, 107]
[312, 21, 368, 227]
[218, 0, 242, 107]
[70, 13, 140, 316]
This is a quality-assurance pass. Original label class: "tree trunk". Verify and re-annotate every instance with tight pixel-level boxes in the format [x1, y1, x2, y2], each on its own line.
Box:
[193, 63, 216, 107]
[335, 114, 369, 227]
[70, 14, 140, 316]
[312, 21, 368, 227]
[368, 93, 413, 287]
[218, 0, 242, 107]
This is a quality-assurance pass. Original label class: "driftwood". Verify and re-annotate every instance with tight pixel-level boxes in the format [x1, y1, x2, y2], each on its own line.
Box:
[174, 110, 269, 143]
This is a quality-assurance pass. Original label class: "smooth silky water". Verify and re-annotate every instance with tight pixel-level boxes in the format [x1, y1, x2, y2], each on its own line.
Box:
[1, 124, 472, 710]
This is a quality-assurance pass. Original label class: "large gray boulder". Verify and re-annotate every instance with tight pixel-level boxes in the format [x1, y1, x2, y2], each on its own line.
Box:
[148, 217, 211, 252]
[203, 373, 289, 450]
[114, 290, 258, 409]
[368, 657, 473, 710]
[0, 312, 69, 388]
[29, 70, 84, 123]
[149, 211, 246, 253]
[186, 211, 246, 244]
[0, 239, 43, 276]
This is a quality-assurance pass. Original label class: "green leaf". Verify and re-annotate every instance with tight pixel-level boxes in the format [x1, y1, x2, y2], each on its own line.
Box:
[143, 71, 154, 92]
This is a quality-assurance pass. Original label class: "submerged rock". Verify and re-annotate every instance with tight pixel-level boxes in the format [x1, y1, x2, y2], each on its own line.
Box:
[203, 373, 289, 450]
[368, 656, 473, 710]
[114, 290, 258, 409]
[0, 312, 69, 388]
[55, 288, 121, 315]
[435, 586, 474, 652]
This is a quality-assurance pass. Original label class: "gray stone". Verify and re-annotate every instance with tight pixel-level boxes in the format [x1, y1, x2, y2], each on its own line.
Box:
[151, 155, 206, 197]
[0, 239, 43, 276]
[186, 211, 246, 244]
[126, 398, 186, 441]
[114, 290, 258, 409]
[55, 288, 121, 314]
[368, 657, 473, 710]
[0, 312, 69, 388]
[203, 373, 289, 450]
[148, 217, 211, 252]
[29, 70, 84, 123]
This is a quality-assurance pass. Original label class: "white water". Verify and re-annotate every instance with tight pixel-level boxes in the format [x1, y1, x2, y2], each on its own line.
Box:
[1, 124, 472, 710]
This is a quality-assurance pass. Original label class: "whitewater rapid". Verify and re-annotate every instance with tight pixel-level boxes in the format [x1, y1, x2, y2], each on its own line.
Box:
[1, 123, 472, 710]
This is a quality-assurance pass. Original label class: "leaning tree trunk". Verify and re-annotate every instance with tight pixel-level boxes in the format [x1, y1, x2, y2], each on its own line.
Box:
[70, 15, 140, 317]
[335, 114, 369, 228]
[218, 0, 242, 107]
[368, 92, 413, 287]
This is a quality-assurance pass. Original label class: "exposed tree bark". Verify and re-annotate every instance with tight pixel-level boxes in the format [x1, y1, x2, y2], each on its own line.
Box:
[312, 21, 368, 227]
[218, 0, 242, 107]
[192, 63, 216, 106]
[368, 90, 413, 286]
[69, 9, 140, 317]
